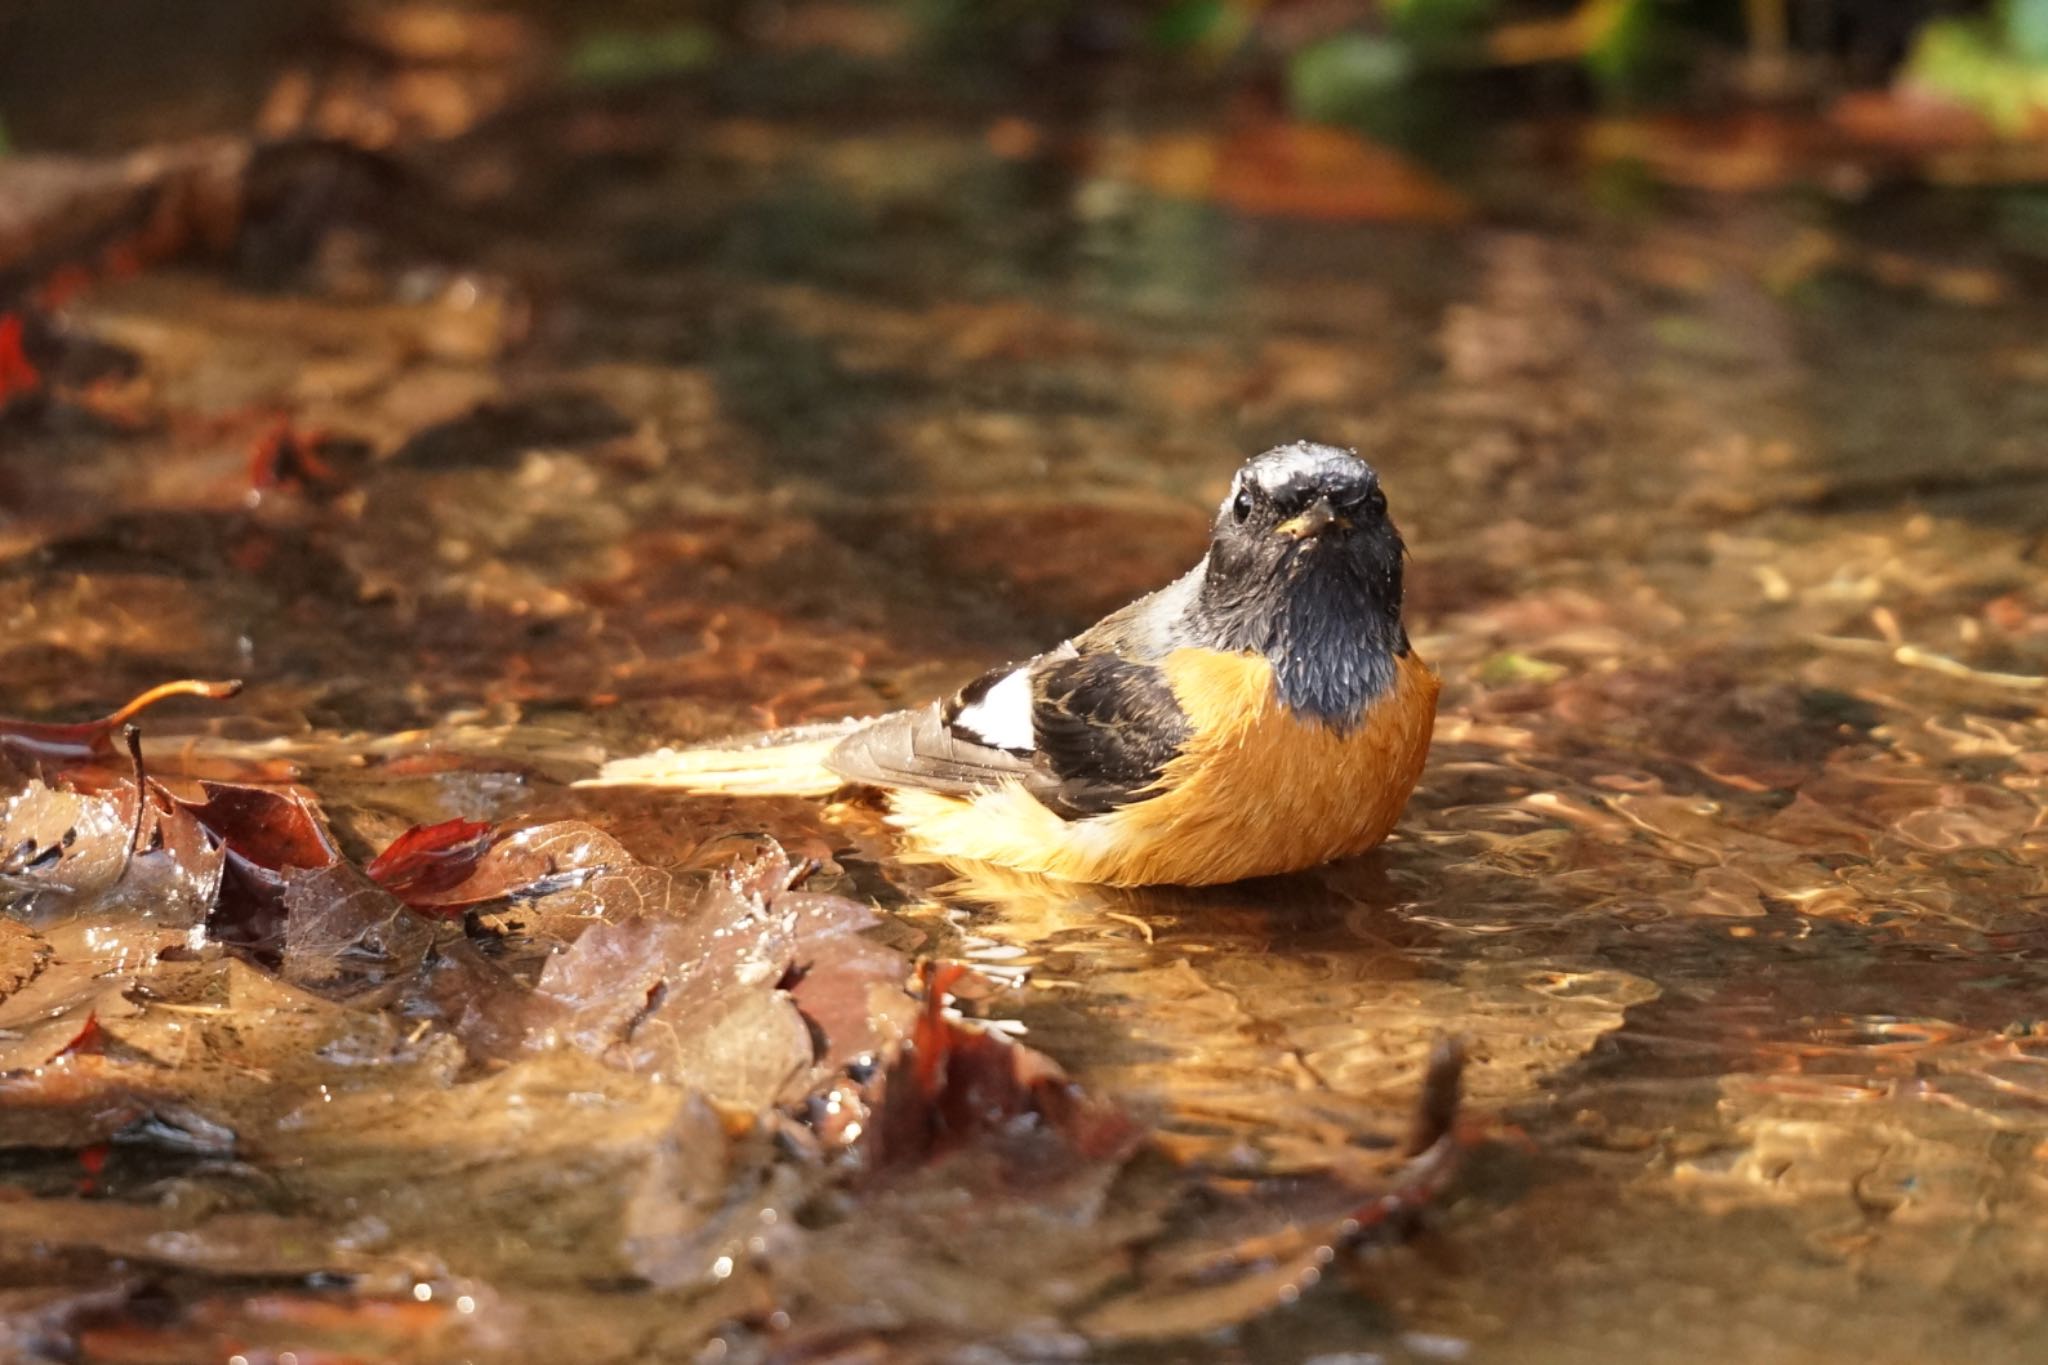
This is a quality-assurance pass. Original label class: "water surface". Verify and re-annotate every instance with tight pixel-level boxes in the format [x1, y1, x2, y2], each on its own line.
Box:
[4, 17, 2048, 1362]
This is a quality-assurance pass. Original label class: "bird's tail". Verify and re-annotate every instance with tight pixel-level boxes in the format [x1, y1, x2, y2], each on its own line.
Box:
[577, 721, 861, 797]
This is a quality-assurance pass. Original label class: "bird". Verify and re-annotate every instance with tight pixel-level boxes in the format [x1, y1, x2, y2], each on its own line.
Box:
[584, 442, 1439, 886]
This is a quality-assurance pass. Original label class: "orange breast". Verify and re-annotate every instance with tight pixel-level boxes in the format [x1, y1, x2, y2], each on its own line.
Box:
[882, 647, 1439, 886]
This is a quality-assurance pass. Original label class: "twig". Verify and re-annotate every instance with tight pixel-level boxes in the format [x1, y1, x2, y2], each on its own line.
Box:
[1405, 1035, 1467, 1158]
[117, 724, 148, 884]
[103, 678, 244, 731]
[1811, 635, 2048, 692]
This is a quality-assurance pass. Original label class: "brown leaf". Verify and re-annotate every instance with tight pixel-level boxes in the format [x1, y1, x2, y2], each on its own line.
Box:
[0, 955, 139, 1077]
[0, 919, 49, 1002]
[280, 861, 434, 989]
[861, 963, 1141, 1180]
[416, 827, 907, 1115]
[1078, 1136, 1467, 1344]
[0, 778, 223, 933]
[0, 1196, 386, 1279]
[1137, 123, 1469, 224]
[255, 1049, 773, 1285]
[402, 819, 670, 923]
[180, 781, 339, 874]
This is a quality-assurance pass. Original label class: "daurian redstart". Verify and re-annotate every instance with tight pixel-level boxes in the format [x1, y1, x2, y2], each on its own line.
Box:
[587, 442, 1438, 886]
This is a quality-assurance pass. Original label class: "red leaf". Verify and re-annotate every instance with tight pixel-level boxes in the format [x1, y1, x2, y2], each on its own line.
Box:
[364, 819, 497, 908]
[177, 782, 343, 959]
[179, 782, 339, 874]
[53, 1012, 105, 1060]
[0, 312, 44, 406]
[0, 679, 242, 763]
[863, 963, 1140, 1177]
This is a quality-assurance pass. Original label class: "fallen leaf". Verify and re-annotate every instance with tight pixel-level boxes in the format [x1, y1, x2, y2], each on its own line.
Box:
[180, 780, 339, 874]
[179, 780, 340, 955]
[0, 679, 242, 764]
[280, 862, 434, 990]
[861, 962, 1141, 1179]
[0, 1196, 387, 1279]
[364, 817, 497, 907]
[1137, 122, 1469, 223]
[419, 829, 902, 1112]
[0, 778, 224, 933]
[0, 919, 47, 1001]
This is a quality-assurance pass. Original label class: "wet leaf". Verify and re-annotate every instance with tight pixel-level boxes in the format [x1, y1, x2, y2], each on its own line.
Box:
[0, 1196, 389, 1279]
[0, 778, 223, 933]
[401, 819, 667, 922]
[420, 826, 903, 1113]
[0, 957, 138, 1077]
[779, 971, 1158, 1349]
[364, 817, 496, 907]
[0, 681, 241, 764]
[180, 781, 338, 875]
[862, 964, 1142, 1178]
[280, 862, 434, 990]
[0, 918, 47, 1000]
[259, 1048, 774, 1285]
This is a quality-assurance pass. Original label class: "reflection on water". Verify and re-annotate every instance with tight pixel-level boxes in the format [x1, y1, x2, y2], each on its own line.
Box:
[4, 21, 2048, 1360]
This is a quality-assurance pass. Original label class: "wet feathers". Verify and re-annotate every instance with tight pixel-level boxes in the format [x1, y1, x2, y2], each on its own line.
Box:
[585, 442, 1439, 886]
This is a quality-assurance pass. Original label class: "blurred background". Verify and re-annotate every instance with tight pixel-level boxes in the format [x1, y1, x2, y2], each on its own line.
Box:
[5, 3, 2048, 1363]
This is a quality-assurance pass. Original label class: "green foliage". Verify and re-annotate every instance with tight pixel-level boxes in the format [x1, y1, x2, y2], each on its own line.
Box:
[1908, 14, 2048, 134]
[1584, 0, 1658, 97]
[1287, 32, 1415, 128]
[1150, 0, 1251, 55]
[567, 23, 720, 88]
[2005, 0, 2048, 64]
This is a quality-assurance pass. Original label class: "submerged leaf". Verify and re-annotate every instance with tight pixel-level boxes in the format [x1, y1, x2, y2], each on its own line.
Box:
[0, 779, 223, 933]
[280, 862, 434, 989]
[418, 824, 905, 1113]
[364, 817, 496, 907]
[0, 918, 47, 1000]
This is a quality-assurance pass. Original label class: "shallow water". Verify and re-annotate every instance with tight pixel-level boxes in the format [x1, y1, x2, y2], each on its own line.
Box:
[5, 11, 2048, 1361]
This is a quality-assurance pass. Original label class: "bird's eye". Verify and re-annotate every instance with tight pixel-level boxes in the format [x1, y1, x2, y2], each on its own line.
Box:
[1361, 486, 1387, 516]
[1231, 488, 1254, 523]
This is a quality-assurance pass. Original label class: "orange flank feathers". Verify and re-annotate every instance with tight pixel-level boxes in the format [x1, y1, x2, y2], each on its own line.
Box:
[886, 649, 1438, 886]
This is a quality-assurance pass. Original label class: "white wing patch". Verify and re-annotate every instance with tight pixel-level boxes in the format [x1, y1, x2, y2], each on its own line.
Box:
[951, 666, 1037, 753]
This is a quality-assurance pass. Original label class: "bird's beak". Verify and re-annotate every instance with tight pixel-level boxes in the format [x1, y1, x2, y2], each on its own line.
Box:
[1275, 498, 1345, 540]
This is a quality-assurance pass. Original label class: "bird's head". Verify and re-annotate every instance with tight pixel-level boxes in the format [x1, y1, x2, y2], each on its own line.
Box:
[1205, 442, 1404, 603]
[1192, 442, 1409, 723]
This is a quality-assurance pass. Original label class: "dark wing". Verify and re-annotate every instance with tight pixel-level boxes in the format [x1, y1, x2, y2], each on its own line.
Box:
[823, 650, 1193, 820]
[1028, 651, 1191, 817]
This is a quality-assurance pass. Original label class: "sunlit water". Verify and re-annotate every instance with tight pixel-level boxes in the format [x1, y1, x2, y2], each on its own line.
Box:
[4, 22, 2048, 1362]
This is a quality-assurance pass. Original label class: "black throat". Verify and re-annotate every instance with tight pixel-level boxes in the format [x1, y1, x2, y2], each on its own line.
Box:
[1186, 548, 1407, 730]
